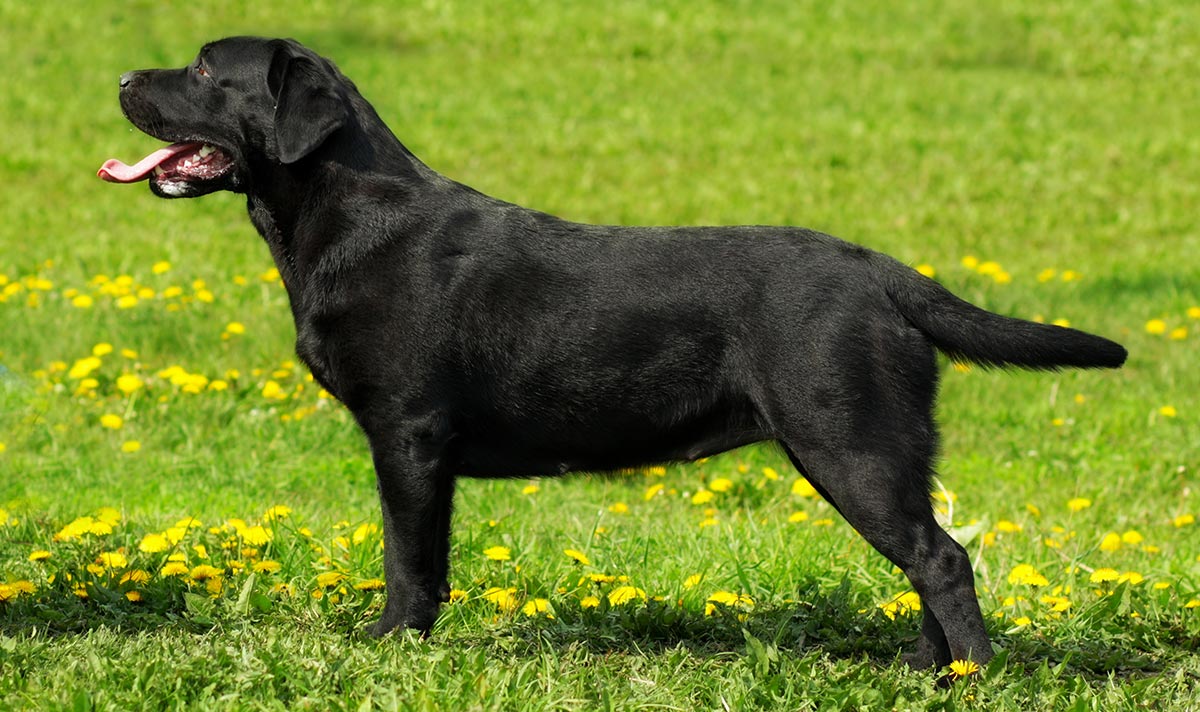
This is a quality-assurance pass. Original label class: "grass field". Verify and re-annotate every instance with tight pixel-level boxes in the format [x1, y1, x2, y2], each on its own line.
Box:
[1, 1, 1198, 709]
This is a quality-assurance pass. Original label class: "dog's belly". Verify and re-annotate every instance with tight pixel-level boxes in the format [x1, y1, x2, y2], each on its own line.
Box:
[448, 399, 767, 479]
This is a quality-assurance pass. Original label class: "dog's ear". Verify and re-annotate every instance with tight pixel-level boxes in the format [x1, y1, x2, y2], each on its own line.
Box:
[268, 43, 348, 164]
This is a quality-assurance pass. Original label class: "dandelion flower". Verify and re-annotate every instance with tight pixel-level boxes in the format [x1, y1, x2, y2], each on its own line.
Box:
[1007, 564, 1049, 587]
[1170, 327, 1188, 340]
[916, 264, 936, 278]
[116, 374, 144, 394]
[690, 489, 715, 505]
[1089, 568, 1119, 584]
[580, 595, 600, 609]
[1067, 497, 1092, 512]
[522, 598, 553, 617]
[792, 478, 818, 498]
[643, 483, 664, 501]
[315, 571, 347, 588]
[99, 414, 124, 430]
[483, 587, 519, 613]
[483, 546, 511, 562]
[160, 562, 188, 577]
[564, 549, 590, 566]
[878, 591, 921, 620]
[1159, 405, 1177, 418]
[607, 502, 629, 515]
[1173, 514, 1195, 528]
[709, 478, 733, 493]
[1118, 571, 1144, 585]
[961, 256, 979, 269]
[522, 483, 540, 495]
[996, 520, 1022, 533]
[121, 440, 141, 453]
[28, 550, 51, 562]
[607, 586, 647, 606]
[253, 560, 282, 574]
[1121, 530, 1143, 545]
[98, 551, 127, 569]
[354, 579, 386, 591]
[788, 511, 809, 523]
[152, 261, 172, 274]
[72, 294, 94, 308]
[683, 574, 703, 589]
[190, 565, 223, 581]
[1099, 532, 1122, 552]
[1145, 319, 1167, 335]
[240, 525, 273, 546]
[949, 659, 980, 678]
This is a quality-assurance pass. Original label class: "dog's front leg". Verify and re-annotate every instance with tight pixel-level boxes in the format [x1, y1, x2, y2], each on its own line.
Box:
[364, 419, 455, 637]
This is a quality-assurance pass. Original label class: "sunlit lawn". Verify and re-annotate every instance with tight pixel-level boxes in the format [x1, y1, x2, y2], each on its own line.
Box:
[1, 1, 1198, 709]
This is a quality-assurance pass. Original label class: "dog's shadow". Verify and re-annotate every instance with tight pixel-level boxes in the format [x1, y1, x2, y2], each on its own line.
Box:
[0, 580, 1167, 681]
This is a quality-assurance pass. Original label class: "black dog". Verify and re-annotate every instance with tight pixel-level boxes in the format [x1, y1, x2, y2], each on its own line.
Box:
[100, 37, 1126, 668]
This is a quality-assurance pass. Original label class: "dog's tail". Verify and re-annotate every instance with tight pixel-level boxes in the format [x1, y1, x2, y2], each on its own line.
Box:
[880, 257, 1127, 370]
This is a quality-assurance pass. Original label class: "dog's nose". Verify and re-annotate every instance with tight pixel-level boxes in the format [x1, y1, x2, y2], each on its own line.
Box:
[119, 71, 137, 89]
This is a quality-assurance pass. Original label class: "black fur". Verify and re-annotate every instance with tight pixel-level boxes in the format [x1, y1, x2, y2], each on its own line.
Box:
[110, 37, 1126, 667]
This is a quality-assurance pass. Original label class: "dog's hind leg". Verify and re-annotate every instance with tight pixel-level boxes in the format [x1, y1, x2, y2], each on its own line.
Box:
[783, 443, 992, 667]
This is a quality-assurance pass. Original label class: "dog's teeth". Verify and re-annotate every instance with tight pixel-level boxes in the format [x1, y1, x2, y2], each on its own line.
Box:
[199, 145, 214, 158]
[153, 166, 164, 176]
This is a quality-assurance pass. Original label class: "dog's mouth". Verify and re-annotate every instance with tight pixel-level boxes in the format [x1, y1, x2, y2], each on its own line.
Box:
[98, 141, 236, 197]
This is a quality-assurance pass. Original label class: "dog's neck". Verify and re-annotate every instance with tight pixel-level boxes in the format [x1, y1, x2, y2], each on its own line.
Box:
[245, 107, 451, 301]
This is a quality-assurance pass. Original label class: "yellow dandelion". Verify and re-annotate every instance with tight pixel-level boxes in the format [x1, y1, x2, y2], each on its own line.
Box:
[878, 591, 921, 620]
[961, 255, 979, 270]
[72, 294, 94, 308]
[189, 565, 223, 581]
[483, 546, 511, 562]
[1121, 530, 1143, 546]
[522, 483, 540, 495]
[1118, 571, 1144, 585]
[28, 550, 51, 562]
[240, 525, 273, 546]
[1145, 319, 1167, 335]
[643, 483, 665, 501]
[121, 440, 141, 453]
[607, 502, 629, 514]
[116, 374, 144, 394]
[683, 574, 703, 589]
[522, 598, 553, 617]
[261, 381, 287, 400]
[698, 517, 720, 528]
[315, 571, 347, 588]
[788, 511, 809, 523]
[152, 260, 172, 274]
[607, 586, 647, 606]
[99, 413, 124, 430]
[996, 520, 1022, 533]
[1170, 327, 1188, 340]
[1089, 568, 1119, 584]
[68, 356, 102, 380]
[1037, 268, 1057, 283]
[1067, 497, 1092, 512]
[580, 595, 600, 609]
[691, 489, 715, 505]
[564, 549, 590, 566]
[483, 587, 519, 613]
[1007, 564, 1049, 587]
[709, 477, 734, 493]
[354, 579, 386, 591]
[1187, 306, 1200, 320]
[915, 264, 936, 278]
[949, 659, 980, 678]
[1159, 405, 1177, 418]
[253, 560, 282, 574]
[1013, 616, 1032, 626]
[160, 562, 189, 577]
[1099, 532, 1122, 552]
[98, 551, 128, 569]
[1173, 514, 1195, 528]
[791, 478, 818, 498]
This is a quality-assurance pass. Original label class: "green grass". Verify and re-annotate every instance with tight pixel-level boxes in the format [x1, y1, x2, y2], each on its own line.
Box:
[2, 1, 1199, 709]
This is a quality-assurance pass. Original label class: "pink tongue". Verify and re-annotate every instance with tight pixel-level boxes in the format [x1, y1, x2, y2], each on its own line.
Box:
[97, 142, 203, 183]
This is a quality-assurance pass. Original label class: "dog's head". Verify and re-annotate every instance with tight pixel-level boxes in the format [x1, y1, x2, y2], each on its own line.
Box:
[99, 37, 349, 198]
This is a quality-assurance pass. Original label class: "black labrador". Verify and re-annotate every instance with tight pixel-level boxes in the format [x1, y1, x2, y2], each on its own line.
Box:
[100, 37, 1126, 669]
